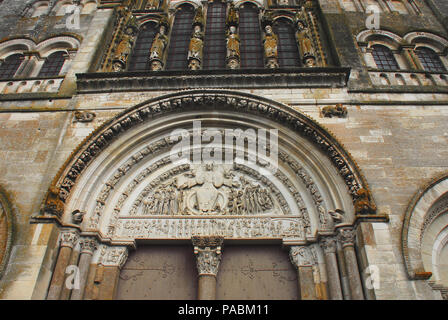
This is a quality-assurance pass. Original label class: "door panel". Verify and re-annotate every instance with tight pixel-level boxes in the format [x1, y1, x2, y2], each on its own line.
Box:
[216, 245, 299, 300]
[116, 245, 198, 300]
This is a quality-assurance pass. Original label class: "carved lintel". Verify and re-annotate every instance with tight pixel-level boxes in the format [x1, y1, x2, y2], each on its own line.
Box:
[337, 226, 356, 248]
[319, 236, 337, 254]
[60, 229, 79, 248]
[192, 236, 223, 276]
[99, 245, 128, 269]
[79, 237, 98, 255]
[289, 245, 315, 267]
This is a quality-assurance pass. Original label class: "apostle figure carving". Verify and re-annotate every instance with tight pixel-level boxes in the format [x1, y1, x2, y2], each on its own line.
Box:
[263, 25, 279, 68]
[188, 25, 204, 70]
[296, 19, 316, 67]
[113, 27, 135, 71]
[149, 23, 168, 71]
[226, 25, 240, 69]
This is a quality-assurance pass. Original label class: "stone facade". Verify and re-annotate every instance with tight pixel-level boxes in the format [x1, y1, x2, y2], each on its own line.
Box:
[0, 0, 447, 300]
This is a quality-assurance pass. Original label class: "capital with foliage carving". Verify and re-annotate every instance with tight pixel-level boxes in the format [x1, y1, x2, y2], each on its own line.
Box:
[319, 236, 337, 254]
[60, 229, 79, 248]
[337, 226, 356, 248]
[79, 237, 98, 255]
[192, 236, 223, 276]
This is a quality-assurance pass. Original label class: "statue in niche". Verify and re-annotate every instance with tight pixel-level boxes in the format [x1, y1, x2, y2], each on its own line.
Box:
[188, 25, 204, 70]
[149, 22, 168, 70]
[263, 24, 279, 68]
[146, 0, 160, 10]
[113, 26, 136, 71]
[296, 19, 316, 67]
[226, 25, 240, 69]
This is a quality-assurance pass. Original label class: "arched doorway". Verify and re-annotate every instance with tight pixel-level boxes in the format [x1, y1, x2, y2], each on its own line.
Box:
[36, 90, 380, 300]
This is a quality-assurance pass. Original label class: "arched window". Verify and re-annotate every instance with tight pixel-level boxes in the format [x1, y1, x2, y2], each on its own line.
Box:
[165, 4, 195, 70]
[273, 19, 300, 68]
[128, 22, 158, 71]
[415, 47, 446, 72]
[203, 0, 226, 70]
[371, 44, 399, 70]
[239, 3, 263, 69]
[38, 51, 67, 77]
[0, 54, 24, 79]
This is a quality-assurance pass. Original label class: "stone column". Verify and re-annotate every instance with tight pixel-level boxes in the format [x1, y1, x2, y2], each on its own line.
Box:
[289, 246, 318, 300]
[338, 226, 365, 300]
[336, 242, 351, 300]
[47, 229, 78, 300]
[59, 244, 80, 300]
[70, 237, 97, 300]
[192, 236, 223, 300]
[401, 46, 423, 70]
[319, 237, 343, 300]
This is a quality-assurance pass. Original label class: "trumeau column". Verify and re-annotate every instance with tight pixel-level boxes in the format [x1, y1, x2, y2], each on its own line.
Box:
[289, 246, 318, 300]
[70, 237, 97, 300]
[319, 237, 343, 300]
[337, 226, 365, 300]
[192, 236, 223, 300]
[47, 229, 78, 300]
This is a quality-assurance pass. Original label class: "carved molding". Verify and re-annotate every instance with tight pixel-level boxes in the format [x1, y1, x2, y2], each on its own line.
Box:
[192, 236, 223, 276]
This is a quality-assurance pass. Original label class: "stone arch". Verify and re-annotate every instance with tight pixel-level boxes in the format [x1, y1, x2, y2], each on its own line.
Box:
[0, 186, 14, 280]
[234, 0, 264, 9]
[35, 35, 81, 57]
[403, 32, 448, 54]
[39, 90, 375, 230]
[357, 29, 404, 50]
[169, 0, 200, 10]
[402, 172, 448, 280]
[0, 38, 36, 59]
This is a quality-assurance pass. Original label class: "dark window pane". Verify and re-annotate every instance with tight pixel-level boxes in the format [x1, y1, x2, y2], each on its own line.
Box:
[0, 54, 24, 79]
[166, 4, 195, 70]
[38, 51, 66, 77]
[239, 3, 263, 69]
[371, 44, 399, 71]
[128, 22, 157, 71]
[415, 47, 446, 72]
[273, 19, 300, 68]
[203, 1, 226, 70]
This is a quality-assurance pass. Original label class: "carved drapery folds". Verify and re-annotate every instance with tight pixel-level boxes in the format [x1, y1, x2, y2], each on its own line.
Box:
[262, 12, 279, 68]
[149, 17, 169, 71]
[188, 7, 204, 70]
[192, 236, 223, 276]
[112, 16, 138, 72]
[226, 3, 240, 69]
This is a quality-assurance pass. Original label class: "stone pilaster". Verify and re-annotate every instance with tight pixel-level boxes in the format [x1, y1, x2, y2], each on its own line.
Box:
[192, 236, 223, 300]
[47, 229, 78, 300]
[320, 236, 343, 300]
[70, 237, 97, 300]
[337, 226, 365, 300]
[289, 246, 318, 300]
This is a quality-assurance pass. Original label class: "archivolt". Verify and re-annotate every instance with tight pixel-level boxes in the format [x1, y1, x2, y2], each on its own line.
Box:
[38, 90, 376, 236]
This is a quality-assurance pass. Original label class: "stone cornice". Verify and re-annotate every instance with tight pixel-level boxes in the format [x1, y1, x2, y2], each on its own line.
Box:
[76, 68, 351, 93]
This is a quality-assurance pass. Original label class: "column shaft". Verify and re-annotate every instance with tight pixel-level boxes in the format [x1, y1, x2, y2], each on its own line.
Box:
[337, 245, 351, 300]
[198, 275, 217, 300]
[47, 246, 73, 300]
[344, 245, 365, 300]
